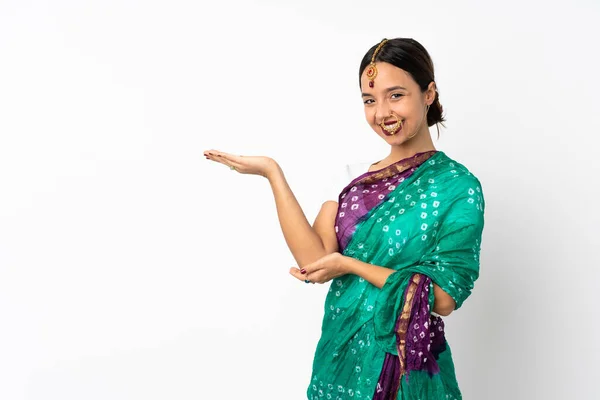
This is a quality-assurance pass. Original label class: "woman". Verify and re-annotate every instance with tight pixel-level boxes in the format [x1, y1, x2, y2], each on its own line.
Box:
[204, 38, 484, 400]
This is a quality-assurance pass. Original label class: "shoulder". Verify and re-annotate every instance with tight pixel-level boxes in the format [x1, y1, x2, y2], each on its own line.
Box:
[429, 152, 483, 191]
[429, 152, 485, 215]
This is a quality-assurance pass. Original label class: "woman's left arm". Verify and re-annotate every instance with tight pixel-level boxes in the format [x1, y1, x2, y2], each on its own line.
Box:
[342, 256, 456, 316]
[290, 252, 456, 316]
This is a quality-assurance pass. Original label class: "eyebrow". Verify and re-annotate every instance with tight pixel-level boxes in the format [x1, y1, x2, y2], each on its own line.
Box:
[361, 86, 408, 97]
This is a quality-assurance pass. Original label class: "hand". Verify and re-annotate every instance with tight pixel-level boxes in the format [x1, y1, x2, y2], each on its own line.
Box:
[203, 149, 278, 178]
[289, 252, 349, 284]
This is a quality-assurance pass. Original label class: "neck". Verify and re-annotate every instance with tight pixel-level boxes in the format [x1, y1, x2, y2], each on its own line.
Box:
[389, 127, 436, 161]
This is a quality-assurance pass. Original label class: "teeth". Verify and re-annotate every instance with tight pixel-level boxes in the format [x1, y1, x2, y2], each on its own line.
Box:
[384, 122, 401, 131]
[384, 120, 402, 128]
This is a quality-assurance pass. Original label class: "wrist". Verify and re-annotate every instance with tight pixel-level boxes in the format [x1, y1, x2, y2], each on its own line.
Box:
[265, 159, 281, 181]
[340, 254, 357, 276]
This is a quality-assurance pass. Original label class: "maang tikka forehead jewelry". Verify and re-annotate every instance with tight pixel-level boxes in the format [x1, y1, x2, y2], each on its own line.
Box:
[366, 38, 388, 88]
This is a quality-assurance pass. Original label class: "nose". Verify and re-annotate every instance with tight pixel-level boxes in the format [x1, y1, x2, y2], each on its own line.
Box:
[375, 103, 391, 124]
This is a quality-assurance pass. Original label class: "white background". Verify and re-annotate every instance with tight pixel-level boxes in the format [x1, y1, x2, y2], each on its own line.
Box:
[1, 0, 598, 399]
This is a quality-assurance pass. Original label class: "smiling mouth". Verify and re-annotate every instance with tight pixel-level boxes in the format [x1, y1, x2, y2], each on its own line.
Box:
[380, 119, 404, 136]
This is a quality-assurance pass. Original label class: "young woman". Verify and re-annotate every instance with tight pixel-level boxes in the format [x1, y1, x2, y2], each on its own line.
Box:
[204, 38, 485, 400]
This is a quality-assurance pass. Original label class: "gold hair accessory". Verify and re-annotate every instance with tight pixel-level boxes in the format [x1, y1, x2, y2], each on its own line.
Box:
[366, 39, 388, 88]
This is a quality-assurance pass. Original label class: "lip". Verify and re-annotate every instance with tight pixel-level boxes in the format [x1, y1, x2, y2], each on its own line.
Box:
[381, 121, 403, 136]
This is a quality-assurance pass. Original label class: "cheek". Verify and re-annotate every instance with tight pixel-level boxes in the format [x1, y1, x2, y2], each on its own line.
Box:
[399, 101, 419, 119]
[364, 108, 376, 124]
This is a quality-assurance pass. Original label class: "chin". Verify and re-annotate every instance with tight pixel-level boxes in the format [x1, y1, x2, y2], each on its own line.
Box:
[374, 128, 408, 142]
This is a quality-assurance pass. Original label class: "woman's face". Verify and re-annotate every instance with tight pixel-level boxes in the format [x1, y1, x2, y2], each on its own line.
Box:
[360, 62, 434, 144]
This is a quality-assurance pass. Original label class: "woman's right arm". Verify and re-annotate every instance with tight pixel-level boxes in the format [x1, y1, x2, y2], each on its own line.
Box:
[267, 161, 340, 268]
[203, 150, 339, 268]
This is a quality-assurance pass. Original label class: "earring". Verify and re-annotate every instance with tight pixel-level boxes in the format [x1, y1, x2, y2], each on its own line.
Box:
[406, 104, 430, 139]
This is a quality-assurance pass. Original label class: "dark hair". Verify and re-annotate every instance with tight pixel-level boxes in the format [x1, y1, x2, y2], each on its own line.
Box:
[359, 38, 446, 130]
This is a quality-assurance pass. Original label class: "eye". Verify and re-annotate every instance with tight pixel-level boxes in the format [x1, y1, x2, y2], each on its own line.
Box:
[363, 99, 375, 105]
[391, 93, 404, 99]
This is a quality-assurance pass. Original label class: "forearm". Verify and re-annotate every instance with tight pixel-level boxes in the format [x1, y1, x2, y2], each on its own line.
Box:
[267, 162, 327, 267]
[342, 256, 395, 289]
[342, 256, 455, 316]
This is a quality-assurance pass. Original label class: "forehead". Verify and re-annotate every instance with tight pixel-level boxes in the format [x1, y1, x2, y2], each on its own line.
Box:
[361, 62, 415, 90]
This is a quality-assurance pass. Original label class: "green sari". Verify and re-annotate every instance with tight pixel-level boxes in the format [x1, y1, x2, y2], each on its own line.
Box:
[307, 151, 485, 399]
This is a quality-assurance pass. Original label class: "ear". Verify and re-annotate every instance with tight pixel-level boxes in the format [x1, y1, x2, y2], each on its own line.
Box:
[425, 81, 437, 106]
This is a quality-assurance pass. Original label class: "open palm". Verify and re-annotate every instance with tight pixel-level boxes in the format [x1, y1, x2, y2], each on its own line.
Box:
[203, 149, 276, 178]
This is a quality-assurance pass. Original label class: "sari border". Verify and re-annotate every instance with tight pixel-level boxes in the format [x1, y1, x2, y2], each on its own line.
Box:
[339, 150, 439, 197]
[396, 273, 421, 380]
[338, 150, 441, 254]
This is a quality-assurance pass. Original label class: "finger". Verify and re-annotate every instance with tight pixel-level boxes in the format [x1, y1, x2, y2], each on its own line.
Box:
[305, 271, 319, 284]
[302, 261, 324, 276]
[204, 153, 240, 170]
[203, 149, 221, 157]
[204, 151, 245, 170]
[289, 267, 307, 282]
[205, 150, 233, 160]
[216, 152, 246, 166]
[204, 151, 222, 162]
[308, 270, 330, 284]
